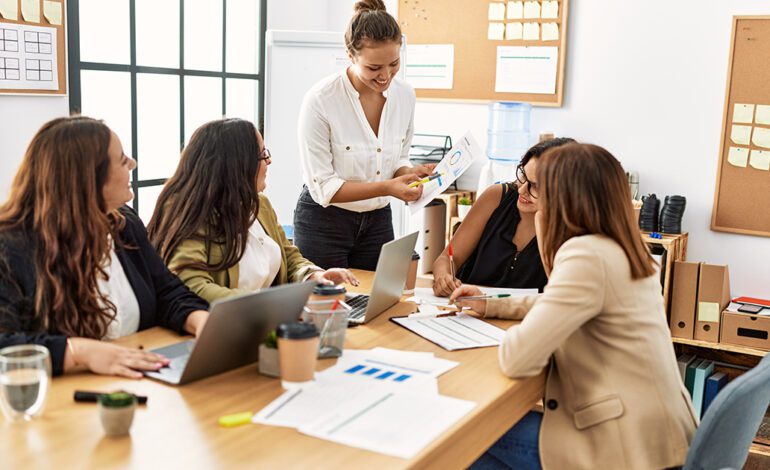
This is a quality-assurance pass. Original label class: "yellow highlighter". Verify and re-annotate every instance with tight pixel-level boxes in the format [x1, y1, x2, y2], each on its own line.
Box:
[408, 172, 445, 188]
[219, 411, 254, 428]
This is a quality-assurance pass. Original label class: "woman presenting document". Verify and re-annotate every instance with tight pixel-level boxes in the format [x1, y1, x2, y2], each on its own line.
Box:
[293, 0, 434, 271]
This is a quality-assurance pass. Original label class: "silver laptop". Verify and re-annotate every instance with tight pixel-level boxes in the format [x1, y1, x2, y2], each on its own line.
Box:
[145, 281, 315, 385]
[345, 231, 418, 325]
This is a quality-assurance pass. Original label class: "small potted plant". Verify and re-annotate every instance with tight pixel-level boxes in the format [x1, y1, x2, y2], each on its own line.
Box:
[259, 330, 280, 377]
[98, 391, 137, 437]
[457, 197, 472, 220]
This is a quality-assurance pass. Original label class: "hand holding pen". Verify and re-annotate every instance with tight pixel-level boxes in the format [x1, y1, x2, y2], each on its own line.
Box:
[408, 172, 445, 188]
[432, 243, 462, 296]
[448, 285, 489, 316]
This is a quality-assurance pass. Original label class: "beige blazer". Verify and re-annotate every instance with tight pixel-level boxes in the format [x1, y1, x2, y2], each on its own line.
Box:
[486, 234, 697, 470]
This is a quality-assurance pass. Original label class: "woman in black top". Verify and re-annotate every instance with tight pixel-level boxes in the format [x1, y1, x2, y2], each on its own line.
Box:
[0, 116, 209, 378]
[432, 138, 575, 296]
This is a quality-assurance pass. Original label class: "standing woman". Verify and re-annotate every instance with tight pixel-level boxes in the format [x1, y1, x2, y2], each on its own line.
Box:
[294, 0, 434, 270]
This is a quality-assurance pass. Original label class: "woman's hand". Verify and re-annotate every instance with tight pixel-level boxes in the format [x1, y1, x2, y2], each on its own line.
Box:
[387, 174, 423, 202]
[449, 285, 487, 317]
[310, 269, 360, 287]
[410, 164, 437, 177]
[433, 271, 461, 297]
[71, 338, 170, 379]
[185, 310, 209, 338]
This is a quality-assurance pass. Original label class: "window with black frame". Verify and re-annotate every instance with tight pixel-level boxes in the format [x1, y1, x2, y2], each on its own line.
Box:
[66, 0, 266, 223]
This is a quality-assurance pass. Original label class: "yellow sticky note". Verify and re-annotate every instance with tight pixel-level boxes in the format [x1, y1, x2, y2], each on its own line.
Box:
[755, 105, 770, 126]
[749, 149, 770, 171]
[506, 1, 523, 19]
[489, 2, 506, 21]
[0, 0, 18, 20]
[488, 23, 505, 40]
[506, 22, 523, 40]
[733, 103, 754, 124]
[727, 146, 749, 167]
[43, 1, 62, 25]
[541, 0, 559, 18]
[523, 22, 539, 40]
[698, 302, 720, 323]
[731, 124, 752, 145]
[21, 0, 40, 23]
[542, 23, 559, 41]
[751, 126, 770, 149]
[523, 1, 541, 19]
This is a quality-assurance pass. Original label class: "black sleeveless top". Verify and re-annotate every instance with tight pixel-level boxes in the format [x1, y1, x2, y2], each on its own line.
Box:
[456, 182, 549, 292]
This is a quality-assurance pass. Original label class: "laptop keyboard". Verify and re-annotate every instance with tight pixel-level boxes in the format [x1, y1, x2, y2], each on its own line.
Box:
[346, 294, 370, 320]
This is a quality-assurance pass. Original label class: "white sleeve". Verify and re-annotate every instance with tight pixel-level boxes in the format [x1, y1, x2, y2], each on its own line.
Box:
[395, 92, 415, 171]
[297, 93, 346, 207]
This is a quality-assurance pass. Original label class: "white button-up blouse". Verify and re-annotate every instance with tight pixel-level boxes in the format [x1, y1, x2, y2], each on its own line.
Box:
[297, 69, 415, 213]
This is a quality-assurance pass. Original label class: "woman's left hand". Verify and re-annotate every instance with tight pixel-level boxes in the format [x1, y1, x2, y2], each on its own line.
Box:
[310, 269, 360, 287]
[411, 164, 437, 177]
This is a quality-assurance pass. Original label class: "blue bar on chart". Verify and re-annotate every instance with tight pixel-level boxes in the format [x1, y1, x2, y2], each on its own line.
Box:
[394, 374, 411, 382]
[342, 364, 412, 382]
[376, 371, 395, 380]
[344, 365, 366, 374]
[362, 368, 381, 376]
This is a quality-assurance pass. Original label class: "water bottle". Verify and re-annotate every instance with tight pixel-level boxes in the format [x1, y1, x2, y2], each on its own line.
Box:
[486, 102, 531, 164]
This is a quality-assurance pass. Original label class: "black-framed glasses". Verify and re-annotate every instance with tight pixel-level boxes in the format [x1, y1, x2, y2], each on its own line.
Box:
[515, 165, 539, 199]
[258, 148, 272, 163]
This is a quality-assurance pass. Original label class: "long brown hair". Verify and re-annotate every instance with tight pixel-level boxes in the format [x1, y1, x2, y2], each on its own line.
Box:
[536, 143, 655, 279]
[147, 118, 262, 273]
[0, 116, 122, 338]
[345, 0, 401, 54]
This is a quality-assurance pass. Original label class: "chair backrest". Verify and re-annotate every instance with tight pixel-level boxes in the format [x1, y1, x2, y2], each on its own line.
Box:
[684, 354, 770, 470]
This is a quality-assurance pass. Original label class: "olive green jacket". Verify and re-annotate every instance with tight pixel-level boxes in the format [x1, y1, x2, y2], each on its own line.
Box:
[167, 194, 322, 303]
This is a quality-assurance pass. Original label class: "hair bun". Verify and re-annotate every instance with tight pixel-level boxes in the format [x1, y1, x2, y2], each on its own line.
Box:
[354, 0, 386, 13]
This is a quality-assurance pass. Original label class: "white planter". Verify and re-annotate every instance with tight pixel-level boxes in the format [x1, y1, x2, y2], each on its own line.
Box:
[457, 204, 472, 220]
[258, 344, 280, 377]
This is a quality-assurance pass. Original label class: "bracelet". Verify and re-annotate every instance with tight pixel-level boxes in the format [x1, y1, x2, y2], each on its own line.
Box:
[66, 338, 80, 367]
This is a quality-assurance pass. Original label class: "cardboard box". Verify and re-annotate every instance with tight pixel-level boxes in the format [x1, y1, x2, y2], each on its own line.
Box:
[720, 311, 770, 350]
[694, 263, 730, 343]
[669, 261, 700, 339]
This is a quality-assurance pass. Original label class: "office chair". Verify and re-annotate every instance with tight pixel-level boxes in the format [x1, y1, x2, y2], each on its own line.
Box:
[683, 354, 770, 470]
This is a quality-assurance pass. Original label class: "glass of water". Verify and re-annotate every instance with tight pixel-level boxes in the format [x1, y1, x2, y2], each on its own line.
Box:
[0, 344, 52, 421]
[302, 300, 351, 358]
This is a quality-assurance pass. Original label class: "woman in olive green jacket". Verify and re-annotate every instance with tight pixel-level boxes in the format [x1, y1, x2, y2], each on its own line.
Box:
[147, 119, 357, 304]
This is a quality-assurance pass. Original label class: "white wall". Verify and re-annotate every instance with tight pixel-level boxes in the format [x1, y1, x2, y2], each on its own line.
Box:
[271, 0, 770, 297]
[0, 96, 69, 200]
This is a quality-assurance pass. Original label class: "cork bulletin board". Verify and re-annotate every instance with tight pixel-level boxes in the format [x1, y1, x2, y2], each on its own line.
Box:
[711, 16, 770, 237]
[0, 0, 67, 95]
[398, 0, 569, 106]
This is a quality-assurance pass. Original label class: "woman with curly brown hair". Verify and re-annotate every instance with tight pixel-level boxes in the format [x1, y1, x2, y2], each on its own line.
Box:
[0, 116, 209, 379]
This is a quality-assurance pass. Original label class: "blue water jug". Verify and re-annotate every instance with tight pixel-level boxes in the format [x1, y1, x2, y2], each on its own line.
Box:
[486, 102, 531, 163]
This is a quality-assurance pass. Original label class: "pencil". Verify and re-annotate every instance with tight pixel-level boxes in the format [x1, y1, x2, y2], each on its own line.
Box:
[448, 243, 455, 281]
[455, 294, 511, 301]
[408, 172, 444, 188]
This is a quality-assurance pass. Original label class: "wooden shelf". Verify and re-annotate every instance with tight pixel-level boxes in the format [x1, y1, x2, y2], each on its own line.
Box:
[672, 337, 767, 358]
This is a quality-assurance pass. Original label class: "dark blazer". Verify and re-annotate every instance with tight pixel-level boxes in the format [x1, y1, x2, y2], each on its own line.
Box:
[0, 206, 208, 375]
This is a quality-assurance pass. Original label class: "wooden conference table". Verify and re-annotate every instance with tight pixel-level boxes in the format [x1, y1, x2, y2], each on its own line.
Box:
[1, 270, 545, 469]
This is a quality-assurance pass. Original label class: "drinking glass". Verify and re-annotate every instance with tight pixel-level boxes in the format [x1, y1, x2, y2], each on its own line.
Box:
[0, 344, 52, 421]
[302, 300, 351, 358]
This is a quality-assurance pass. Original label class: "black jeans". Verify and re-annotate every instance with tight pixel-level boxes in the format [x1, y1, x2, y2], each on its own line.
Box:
[293, 187, 394, 271]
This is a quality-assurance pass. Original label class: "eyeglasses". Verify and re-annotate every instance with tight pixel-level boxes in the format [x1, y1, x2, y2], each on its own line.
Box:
[515, 165, 539, 199]
[258, 147, 272, 163]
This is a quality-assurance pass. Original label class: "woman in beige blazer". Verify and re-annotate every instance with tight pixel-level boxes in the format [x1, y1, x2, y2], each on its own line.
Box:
[452, 143, 697, 470]
[147, 119, 357, 304]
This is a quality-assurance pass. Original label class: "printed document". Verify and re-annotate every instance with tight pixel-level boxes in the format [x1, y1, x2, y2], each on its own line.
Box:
[392, 313, 506, 351]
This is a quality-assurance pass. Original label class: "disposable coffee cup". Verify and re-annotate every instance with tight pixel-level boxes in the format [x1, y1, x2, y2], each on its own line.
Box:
[309, 284, 347, 303]
[277, 322, 319, 389]
[403, 252, 420, 295]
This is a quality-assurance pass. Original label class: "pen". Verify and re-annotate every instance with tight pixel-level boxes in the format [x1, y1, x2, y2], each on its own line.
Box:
[448, 243, 456, 282]
[74, 390, 148, 405]
[408, 172, 444, 188]
[455, 294, 511, 301]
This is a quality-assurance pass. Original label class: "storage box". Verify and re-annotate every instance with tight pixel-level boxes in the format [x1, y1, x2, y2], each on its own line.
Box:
[694, 263, 730, 343]
[669, 261, 700, 339]
[720, 311, 770, 350]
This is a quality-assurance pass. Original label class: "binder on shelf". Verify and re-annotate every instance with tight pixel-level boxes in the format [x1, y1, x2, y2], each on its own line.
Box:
[684, 358, 703, 397]
[694, 264, 730, 343]
[702, 372, 728, 416]
[676, 354, 696, 382]
[670, 262, 700, 339]
[691, 360, 715, 418]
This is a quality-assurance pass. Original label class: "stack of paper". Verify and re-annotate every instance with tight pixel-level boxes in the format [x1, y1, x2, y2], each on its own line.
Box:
[253, 348, 474, 459]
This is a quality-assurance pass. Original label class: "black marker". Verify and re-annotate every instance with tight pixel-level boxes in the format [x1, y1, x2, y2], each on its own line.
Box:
[74, 390, 148, 405]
